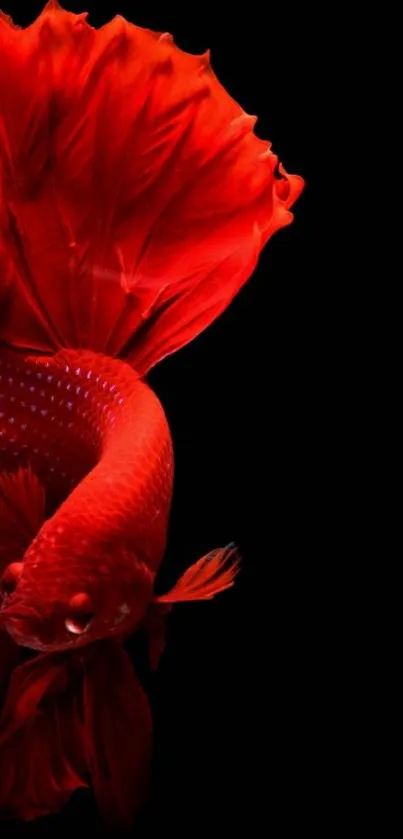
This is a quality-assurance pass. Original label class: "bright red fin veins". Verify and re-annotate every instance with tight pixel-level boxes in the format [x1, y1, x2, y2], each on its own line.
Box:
[155, 544, 241, 603]
[0, 3, 304, 372]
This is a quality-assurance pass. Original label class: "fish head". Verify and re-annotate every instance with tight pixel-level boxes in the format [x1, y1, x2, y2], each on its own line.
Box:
[0, 524, 155, 651]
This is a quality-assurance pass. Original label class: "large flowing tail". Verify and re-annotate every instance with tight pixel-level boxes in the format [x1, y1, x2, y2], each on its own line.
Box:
[0, 1, 304, 376]
[0, 639, 151, 826]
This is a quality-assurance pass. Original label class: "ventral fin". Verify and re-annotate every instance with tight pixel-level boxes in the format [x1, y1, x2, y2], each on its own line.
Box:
[0, 467, 46, 572]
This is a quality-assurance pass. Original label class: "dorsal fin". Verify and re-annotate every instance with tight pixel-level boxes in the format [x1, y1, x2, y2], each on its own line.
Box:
[0, 4, 303, 374]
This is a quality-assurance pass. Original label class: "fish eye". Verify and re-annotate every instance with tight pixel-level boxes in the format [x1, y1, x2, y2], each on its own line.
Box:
[65, 591, 94, 635]
[65, 612, 94, 634]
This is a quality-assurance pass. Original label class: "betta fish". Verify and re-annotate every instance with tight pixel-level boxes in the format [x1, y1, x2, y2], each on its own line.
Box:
[0, 0, 304, 827]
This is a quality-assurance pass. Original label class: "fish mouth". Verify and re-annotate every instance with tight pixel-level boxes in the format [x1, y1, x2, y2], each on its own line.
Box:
[0, 603, 85, 651]
[0, 601, 47, 647]
[0, 602, 39, 624]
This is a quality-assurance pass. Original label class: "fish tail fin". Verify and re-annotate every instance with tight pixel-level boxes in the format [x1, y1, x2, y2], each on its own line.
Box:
[0, 647, 88, 821]
[0, 4, 303, 374]
[155, 543, 241, 604]
[82, 640, 152, 827]
[0, 638, 151, 826]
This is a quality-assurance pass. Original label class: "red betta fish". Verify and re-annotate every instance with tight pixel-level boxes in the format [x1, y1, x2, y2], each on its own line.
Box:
[0, 0, 304, 827]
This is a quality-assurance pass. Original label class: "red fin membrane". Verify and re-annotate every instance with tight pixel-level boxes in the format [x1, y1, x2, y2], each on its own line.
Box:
[144, 545, 240, 671]
[0, 630, 20, 711]
[156, 544, 240, 604]
[0, 652, 88, 820]
[0, 467, 46, 573]
[0, 639, 152, 825]
[143, 603, 171, 671]
[83, 641, 152, 827]
[0, 3, 304, 373]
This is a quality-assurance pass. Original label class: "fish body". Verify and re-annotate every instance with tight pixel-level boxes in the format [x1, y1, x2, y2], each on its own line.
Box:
[0, 0, 304, 825]
[0, 349, 173, 651]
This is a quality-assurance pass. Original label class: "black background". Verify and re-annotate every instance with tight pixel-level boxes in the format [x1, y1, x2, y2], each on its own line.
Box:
[1, 1, 326, 835]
